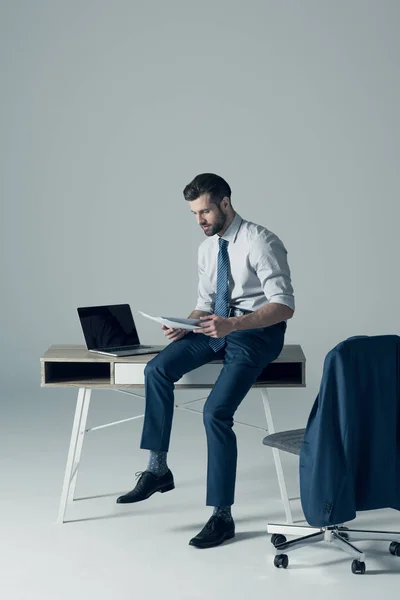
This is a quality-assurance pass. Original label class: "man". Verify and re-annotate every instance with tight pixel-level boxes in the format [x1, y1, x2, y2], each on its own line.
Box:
[117, 173, 295, 548]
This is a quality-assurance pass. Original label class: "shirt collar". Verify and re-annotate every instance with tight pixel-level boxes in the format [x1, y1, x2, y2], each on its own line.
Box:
[219, 213, 242, 244]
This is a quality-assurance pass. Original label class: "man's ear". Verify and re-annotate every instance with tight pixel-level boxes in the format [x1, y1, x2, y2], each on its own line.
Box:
[222, 196, 230, 209]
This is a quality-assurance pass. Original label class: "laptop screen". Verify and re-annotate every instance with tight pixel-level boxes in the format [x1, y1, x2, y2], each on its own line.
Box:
[78, 304, 140, 350]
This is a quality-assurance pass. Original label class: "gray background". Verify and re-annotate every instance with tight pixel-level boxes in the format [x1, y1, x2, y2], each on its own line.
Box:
[2, 4, 400, 595]
[1, 0, 399, 419]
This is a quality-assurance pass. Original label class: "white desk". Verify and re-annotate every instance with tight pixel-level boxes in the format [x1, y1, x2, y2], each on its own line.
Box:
[41, 344, 306, 523]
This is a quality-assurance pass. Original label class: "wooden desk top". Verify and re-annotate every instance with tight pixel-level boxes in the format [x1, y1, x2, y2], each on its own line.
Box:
[41, 344, 305, 364]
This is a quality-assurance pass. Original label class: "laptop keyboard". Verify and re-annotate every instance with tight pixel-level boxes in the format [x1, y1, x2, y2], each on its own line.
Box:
[103, 345, 152, 352]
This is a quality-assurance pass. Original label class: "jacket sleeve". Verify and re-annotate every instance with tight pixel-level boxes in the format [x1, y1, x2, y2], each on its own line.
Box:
[300, 351, 356, 527]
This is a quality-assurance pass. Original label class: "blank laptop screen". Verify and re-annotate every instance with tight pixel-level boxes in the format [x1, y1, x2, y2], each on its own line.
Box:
[78, 304, 140, 350]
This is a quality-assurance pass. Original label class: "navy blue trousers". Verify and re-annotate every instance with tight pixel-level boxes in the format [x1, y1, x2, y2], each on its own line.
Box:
[140, 321, 286, 506]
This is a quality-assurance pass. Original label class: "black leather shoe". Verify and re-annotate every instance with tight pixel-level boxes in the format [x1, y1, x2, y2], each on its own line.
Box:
[116, 469, 175, 504]
[189, 515, 235, 548]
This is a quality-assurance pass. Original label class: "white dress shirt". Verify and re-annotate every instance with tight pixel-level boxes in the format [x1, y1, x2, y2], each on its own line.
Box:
[195, 213, 295, 314]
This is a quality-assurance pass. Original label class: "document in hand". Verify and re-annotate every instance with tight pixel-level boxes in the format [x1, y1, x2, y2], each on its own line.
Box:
[138, 311, 202, 331]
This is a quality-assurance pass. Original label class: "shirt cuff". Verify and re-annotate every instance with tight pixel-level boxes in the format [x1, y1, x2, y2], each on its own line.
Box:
[195, 304, 214, 313]
[268, 295, 295, 312]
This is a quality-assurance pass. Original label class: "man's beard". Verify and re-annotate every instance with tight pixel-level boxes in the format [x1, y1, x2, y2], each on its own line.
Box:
[203, 211, 226, 236]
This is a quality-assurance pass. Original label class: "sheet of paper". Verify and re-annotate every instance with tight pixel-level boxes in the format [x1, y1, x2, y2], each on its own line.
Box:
[138, 311, 202, 331]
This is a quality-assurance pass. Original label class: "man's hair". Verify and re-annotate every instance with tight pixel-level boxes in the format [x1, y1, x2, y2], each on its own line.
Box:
[183, 173, 232, 205]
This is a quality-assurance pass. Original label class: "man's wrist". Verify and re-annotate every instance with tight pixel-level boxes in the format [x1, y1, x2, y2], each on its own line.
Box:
[229, 316, 241, 331]
[188, 309, 212, 320]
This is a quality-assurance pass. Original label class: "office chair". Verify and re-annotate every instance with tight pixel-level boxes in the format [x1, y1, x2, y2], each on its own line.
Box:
[263, 335, 400, 575]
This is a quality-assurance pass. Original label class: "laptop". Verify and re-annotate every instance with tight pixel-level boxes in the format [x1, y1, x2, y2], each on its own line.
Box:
[77, 304, 164, 356]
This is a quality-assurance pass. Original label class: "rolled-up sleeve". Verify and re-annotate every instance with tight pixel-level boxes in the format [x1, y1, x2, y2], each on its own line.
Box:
[250, 232, 295, 312]
[195, 248, 215, 313]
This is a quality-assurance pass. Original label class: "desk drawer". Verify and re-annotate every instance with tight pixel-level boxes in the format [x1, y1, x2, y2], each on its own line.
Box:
[114, 363, 223, 386]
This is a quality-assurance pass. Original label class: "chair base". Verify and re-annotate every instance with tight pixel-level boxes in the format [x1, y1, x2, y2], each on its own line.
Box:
[267, 523, 400, 574]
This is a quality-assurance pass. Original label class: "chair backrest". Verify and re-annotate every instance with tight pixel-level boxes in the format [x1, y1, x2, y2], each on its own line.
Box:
[300, 335, 400, 527]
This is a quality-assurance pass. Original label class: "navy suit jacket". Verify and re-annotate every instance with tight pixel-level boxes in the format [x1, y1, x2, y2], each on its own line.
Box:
[300, 335, 400, 527]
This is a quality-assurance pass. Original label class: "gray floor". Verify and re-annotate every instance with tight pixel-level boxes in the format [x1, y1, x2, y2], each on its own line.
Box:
[2, 387, 400, 599]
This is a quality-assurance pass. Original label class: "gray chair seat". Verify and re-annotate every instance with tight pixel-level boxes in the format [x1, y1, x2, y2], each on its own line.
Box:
[262, 428, 305, 456]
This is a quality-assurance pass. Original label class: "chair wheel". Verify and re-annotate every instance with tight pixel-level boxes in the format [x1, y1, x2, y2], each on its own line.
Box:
[389, 542, 400, 556]
[271, 534, 287, 547]
[274, 554, 289, 569]
[351, 560, 366, 574]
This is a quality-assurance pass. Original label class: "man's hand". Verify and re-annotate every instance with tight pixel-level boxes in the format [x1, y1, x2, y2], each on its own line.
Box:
[193, 315, 236, 338]
[161, 324, 188, 342]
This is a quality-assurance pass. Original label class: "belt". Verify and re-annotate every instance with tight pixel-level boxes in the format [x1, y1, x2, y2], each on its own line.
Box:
[228, 306, 253, 317]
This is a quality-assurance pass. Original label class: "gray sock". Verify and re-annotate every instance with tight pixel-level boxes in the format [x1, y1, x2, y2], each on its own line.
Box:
[147, 450, 168, 476]
[213, 506, 232, 521]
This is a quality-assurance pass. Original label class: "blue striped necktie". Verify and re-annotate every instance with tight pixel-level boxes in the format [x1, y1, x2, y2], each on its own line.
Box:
[209, 237, 230, 352]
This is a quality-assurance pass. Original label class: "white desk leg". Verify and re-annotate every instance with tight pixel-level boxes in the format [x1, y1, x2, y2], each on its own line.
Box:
[57, 388, 91, 524]
[261, 388, 293, 524]
[67, 388, 91, 504]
